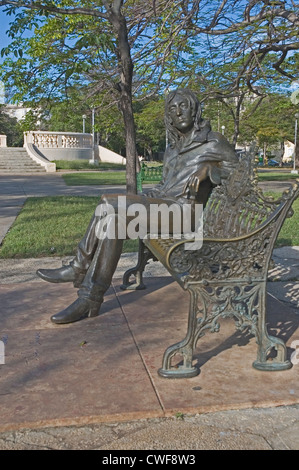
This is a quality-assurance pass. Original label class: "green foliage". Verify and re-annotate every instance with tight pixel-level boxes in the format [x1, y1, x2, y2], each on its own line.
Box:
[135, 97, 165, 157]
[18, 109, 40, 132]
[240, 94, 297, 147]
[0, 0, 298, 154]
[0, 104, 23, 146]
[0, 6, 115, 103]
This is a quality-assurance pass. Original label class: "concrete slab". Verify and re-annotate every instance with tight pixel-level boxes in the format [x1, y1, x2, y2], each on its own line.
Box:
[267, 282, 299, 315]
[270, 246, 299, 281]
[0, 282, 163, 432]
[0, 276, 298, 434]
[116, 278, 299, 415]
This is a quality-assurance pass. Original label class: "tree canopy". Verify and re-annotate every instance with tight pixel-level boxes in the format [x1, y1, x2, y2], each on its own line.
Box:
[0, 0, 298, 171]
[0, 104, 23, 145]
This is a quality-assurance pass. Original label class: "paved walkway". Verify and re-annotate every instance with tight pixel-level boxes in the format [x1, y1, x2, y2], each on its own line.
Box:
[0, 172, 298, 450]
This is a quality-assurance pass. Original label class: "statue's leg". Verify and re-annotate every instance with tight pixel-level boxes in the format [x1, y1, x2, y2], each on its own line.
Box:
[77, 225, 124, 304]
[50, 212, 123, 324]
[71, 212, 99, 271]
[48, 194, 188, 324]
[37, 199, 104, 286]
[120, 194, 189, 290]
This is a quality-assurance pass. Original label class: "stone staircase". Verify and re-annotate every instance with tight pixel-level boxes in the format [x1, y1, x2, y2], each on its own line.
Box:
[0, 147, 46, 173]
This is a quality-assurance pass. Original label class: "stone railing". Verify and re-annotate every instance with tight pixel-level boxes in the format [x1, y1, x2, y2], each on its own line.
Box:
[24, 131, 95, 163]
[23, 131, 126, 168]
[24, 131, 93, 149]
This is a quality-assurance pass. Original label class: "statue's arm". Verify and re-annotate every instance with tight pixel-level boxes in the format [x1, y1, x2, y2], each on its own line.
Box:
[182, 162, 221, 199]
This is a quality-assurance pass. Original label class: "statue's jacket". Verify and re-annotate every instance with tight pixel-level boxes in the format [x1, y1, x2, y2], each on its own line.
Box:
[147, 127, 238, 205]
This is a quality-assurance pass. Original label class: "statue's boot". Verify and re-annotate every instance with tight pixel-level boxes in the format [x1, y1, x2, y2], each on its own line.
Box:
[36, 265, 85, 287]
[51, 297, 102, 324]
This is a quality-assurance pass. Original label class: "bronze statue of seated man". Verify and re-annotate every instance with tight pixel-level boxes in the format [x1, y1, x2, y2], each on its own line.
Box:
[37, 88, 238, 324]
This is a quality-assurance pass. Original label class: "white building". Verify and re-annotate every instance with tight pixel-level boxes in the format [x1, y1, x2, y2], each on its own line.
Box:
[282, 140, 295, 162]
[3, 103, 31, 121]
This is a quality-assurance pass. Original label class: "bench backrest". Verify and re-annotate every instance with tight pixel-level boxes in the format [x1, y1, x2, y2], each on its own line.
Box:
[144, 154, 299, 284]
[203, 155, 298, 240]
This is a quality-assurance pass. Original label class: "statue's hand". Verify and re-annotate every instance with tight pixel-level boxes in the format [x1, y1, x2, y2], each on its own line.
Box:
[183, 166, 209, 199]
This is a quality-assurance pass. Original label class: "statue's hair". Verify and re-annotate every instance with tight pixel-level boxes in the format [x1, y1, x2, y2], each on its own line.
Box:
[165, 89, 210, 147]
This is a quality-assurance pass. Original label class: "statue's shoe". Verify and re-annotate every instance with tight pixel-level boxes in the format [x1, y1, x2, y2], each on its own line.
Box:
[51, 298, 101, 324]
[37, 265, 78, 283]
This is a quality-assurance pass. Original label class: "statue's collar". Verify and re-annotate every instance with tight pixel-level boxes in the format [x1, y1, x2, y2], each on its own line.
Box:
[178, 128, 209, 150]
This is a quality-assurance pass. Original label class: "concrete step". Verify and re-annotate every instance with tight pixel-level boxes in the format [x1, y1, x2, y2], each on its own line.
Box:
[0, 168, 45, 173]
[0, 165, 43, 171]
[0, 147, 46, 173]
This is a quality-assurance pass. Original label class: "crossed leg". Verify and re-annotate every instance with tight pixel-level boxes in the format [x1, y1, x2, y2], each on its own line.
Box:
[37, 193, 190, 323]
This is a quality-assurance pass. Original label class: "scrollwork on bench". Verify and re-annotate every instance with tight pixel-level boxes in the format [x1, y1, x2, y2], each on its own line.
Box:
[122, 155, 299, 378]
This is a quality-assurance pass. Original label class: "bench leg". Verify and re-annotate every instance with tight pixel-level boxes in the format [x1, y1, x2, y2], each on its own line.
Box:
[158, 288, 199, 378]
[120, 241, 153, 291]
[158, 281, 292, 378]
[253, 285, 292, 371]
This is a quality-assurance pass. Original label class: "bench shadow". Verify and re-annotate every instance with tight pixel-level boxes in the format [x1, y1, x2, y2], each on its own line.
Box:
[191, 302, 299, 370]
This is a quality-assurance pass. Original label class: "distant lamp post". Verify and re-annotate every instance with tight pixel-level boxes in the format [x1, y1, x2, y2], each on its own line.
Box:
[82, 114, 86, 133]
[221, 125, 225, 136]
[291, 113, 299, 174]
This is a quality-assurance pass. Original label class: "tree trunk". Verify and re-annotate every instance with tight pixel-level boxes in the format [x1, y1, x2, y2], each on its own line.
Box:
[109, 3, 137, 194]
[263, 142, 267, 165]
[232, 94, 245, 147]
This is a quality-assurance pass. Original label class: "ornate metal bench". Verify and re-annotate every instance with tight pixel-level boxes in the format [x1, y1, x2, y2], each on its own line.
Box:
[121, 155, 299, 378]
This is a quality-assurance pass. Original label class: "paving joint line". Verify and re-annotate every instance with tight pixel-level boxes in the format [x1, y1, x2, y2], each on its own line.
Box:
[111, 282, 166, 416]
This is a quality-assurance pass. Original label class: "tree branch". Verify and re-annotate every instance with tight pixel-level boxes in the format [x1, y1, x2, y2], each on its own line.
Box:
[0, 0, 108, 18]
[192, 5, 299, 35]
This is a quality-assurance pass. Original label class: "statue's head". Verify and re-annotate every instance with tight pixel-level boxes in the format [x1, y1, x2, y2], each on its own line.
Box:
[164, 89, 208, 147]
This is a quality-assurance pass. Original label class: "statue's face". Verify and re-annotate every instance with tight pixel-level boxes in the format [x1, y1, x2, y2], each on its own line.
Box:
[168, 95, 195, 133]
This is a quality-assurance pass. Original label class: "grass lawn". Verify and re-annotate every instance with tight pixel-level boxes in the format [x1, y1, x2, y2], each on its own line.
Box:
[53, 159, 126, 171]
[60, 166, 299, 187]
[264, 191, 299, 247]
[62, 171, 126, 186]
[0, 196, 138, 259]
[0, 191, 298, 259]
[257, 171, 299, 181]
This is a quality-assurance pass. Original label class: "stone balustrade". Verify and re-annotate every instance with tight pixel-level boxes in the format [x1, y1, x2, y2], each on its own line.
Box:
[24, 131, 94, 162]
[24, 131, 93, 149]
[23, 131, 125, 167]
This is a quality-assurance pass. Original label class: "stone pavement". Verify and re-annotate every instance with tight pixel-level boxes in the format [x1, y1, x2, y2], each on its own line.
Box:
[0, 172, 298, 450]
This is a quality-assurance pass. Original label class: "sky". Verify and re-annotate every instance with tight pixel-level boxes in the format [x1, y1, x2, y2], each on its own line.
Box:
[0, 10, 12, 50]
[0, 11, 12, 103]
